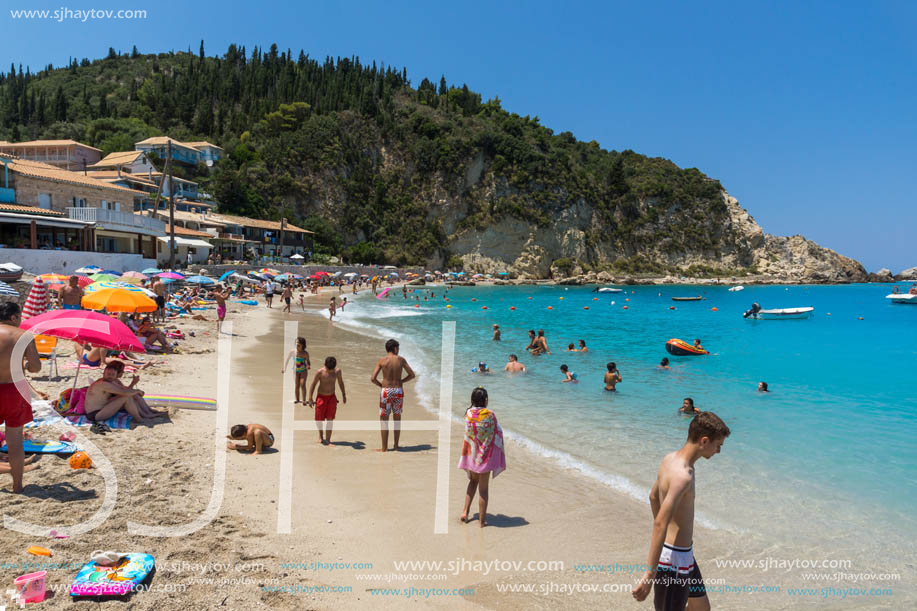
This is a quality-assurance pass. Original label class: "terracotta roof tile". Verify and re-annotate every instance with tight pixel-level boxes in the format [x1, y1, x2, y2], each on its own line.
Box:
[89, 150, 146, 167]
[164, 223, 214, 238]
[0, 139, 102, 152]
[2, 155, 149, 196]
[208, 213, 311, 233]
[0, 203, 64, 216]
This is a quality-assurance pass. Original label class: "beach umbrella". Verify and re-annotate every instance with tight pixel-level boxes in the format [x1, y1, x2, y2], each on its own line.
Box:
[157, 272, 184, 280]
[122, 271, 149, 281]
[185, 275, 216, 285]
[274, 274, 290, 281]
[21, 277, 49, 320]
[82, 288, 157, 313]
[118, 276, 144, 285]
[331, 271, 342, 277]
[39, 273, 70, 284]
[0, 280, 19, 297]
[259, 268, 281, 275]
[85, 281, 156, 298]
[290, 254, 304, 260]
[218, 271, 235, 283]
[343, 272, 357, 278]
[74, 265, 101, 274]
[21, 309, 146, 393]
[141, 267, 163, 275]
[315, 271, 330, 276]
[389, 272, 400, 277]
[290, 273, 304, 280]
[89, 273, 120, 282]
[99, 269, 122, 276]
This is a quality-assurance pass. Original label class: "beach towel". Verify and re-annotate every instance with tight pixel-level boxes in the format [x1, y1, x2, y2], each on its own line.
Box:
[25, 400, 63, 429]
[458, 407, 506, 477]
[62, 362, 139, 373]
[53, 386, 89, 415]
[66, 413, 133, 429]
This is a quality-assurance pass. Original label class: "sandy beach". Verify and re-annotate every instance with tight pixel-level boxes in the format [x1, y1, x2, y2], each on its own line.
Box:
[1, 286, 905, 610]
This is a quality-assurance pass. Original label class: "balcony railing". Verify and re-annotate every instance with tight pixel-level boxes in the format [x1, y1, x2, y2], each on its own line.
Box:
[66, 207, 166, 233]
[218, 232, 245, 240]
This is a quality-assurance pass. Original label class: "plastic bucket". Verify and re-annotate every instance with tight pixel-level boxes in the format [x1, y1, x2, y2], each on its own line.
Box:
[15, 570, 47, 603]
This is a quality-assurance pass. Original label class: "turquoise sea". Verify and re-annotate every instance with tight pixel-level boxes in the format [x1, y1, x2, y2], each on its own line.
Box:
[333, 282, 917, 567]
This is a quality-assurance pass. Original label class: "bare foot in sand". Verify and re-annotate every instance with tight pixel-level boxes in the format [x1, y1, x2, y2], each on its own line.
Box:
[376, 448, 388, 452]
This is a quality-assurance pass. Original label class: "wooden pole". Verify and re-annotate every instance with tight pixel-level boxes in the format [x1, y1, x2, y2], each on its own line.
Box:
[168, 140, 176, 270]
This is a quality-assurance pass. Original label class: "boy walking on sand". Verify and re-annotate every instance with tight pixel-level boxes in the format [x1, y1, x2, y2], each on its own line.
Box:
[307, 356, 346, 445]
[370, 339, 415, 451]
[633, 411, 731, 611]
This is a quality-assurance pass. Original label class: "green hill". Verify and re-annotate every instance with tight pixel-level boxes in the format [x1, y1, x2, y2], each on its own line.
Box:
[0, 43, 866, 281]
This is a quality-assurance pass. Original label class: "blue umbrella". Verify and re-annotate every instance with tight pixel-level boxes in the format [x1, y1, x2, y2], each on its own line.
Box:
[142, 267, 163, 275]
[99, 269, 122, 276]
[274, 274, 290, 281]
[74, 265, 101, 274]
[185, 275, 216, 285]
[218, 271, 235, 282]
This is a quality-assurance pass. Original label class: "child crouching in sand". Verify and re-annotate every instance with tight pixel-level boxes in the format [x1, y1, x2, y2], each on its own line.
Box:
[226, 423, 274, 454]
[457, 387, 506, 527]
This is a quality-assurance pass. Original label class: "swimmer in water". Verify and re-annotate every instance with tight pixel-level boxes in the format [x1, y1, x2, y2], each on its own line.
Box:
[693, 338, 704, 351]
[604, 362, 622, 391]
[758, 381, 769, 392]
[560, 364, 577, 383]
[679, 397, 699, 415]
[659, 358, 671, 370]
[567, 343, 578, 352]
[578, 339, 588, 352]
[504, 354, 526, 373]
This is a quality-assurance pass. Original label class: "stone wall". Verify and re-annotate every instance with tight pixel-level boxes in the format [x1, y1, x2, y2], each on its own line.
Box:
[0, 248, 156, 274]
[12, 173, 139, 212]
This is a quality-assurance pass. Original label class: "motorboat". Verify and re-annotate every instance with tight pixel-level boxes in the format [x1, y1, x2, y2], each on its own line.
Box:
[886, 293, 917, 305]
[745, 306, 814, 320]
[596, 287, 623, 293]
[0, 262, 23, 282]
[672, 296, 702, 301]
[728, 286, 744, 292]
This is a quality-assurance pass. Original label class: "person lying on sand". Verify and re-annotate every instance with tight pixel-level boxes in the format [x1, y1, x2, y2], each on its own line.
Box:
[226, 423, 274, 454]
[0, 453, 40, 474]
[84, 361, 167, 425]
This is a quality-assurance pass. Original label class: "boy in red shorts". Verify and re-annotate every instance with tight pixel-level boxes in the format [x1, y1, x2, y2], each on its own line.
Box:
[0, 302, 42, 492]
[307, 356, 346, 445]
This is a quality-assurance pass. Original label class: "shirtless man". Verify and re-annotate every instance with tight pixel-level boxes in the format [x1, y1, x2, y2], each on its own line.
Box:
[151, 277, 166, 323]
[307, 356, 347, 445]
[504, 354, 526, 373]
[59, 276, 84, 310]
[84, 361, 165, 425]
[633, 412, 730, 611]
[208, 285, 231, 333]
[0, 302, 42, 492]
[604, 362, 622, 391]
[370, 339, 415, 451]
[226, 423, 274, 454]
[281, 284, 293, 313]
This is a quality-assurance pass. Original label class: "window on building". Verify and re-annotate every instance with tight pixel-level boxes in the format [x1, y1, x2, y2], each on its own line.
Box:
[38, 193, 52, 209]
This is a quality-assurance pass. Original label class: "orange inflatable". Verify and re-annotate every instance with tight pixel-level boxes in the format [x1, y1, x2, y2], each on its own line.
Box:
[69, 452, 92, 469]
[665, 338, 708, 356]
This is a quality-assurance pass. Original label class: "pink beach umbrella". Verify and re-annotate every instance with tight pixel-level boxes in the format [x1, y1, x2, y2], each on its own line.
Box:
[156, 272, 184, 280]
[20, 309, 146, 392]
[21, 277, 49, 320]
[121, 271, 149, 281]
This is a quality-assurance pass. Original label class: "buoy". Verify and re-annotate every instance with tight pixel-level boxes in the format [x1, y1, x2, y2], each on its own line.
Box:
[826, 312, 831, 316]
[625, 298, 630, 302]
[669, 306, 675, 310]
[528, 297, 533, 300]
[472, 298, 477, 302]
[584, 306, 589, 310]
[510, 306, 516, 311]
[414, 304, 419, 308]
[548, 306, 553, 310]
[611, 301, 615, 305]
[623, 306, 629, 310]
[482, 306, 487, 310]
[593, 297, 598, 301]
[711, 307, 718, 311]
[446, 305, 452, 308]
[559, 297, 564, 300]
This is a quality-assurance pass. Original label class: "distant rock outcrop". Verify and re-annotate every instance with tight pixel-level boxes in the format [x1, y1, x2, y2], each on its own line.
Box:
[867, 268, 895, 283]
[896, 267, 917, 281]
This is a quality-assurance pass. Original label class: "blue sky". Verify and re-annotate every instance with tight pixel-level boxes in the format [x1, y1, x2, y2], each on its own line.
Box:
[3, 0, 914, 271]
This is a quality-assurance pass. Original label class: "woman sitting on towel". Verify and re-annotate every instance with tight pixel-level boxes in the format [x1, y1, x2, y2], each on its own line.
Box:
[136, 317, 173, 353]
[457, 387, 506, 527]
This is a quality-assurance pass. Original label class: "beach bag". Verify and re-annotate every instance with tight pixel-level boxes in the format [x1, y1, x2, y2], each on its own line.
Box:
[54, 387, 88, 416]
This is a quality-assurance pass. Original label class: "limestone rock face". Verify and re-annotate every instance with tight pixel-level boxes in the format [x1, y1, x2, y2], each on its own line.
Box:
[439, 189, 867, 282]
[867, 268, 894, 283]
[896, 267, 917, 280]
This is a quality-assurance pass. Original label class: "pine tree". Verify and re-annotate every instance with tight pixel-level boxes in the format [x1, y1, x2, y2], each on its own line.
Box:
[131, 45, 139, 58]
[199, 40, 205, 59]
[107, 47, 117, 60]
[439, 76, 447, 96]
[53, 86, 67, 121]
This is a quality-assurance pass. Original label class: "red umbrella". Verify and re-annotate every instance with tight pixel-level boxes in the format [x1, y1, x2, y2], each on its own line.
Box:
[315, 271, 330, 276]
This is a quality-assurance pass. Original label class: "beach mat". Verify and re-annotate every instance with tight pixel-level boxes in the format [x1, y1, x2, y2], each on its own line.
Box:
[66, 413, 133, 430]
[143, 394, 216, 411]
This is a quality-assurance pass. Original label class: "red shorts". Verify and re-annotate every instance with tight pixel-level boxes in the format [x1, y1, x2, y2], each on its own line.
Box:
[0, 382, 33, 428]
[315, 394, 338, 421]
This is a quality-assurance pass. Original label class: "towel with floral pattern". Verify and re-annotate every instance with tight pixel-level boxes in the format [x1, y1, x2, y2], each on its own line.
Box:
[457, 407, 506, 477]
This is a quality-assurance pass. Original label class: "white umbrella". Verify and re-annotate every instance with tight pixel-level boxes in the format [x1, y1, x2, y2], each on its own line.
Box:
[332, 271, 343, 277]
[343, 272, 358, 277]
[290, 254, 305, 260]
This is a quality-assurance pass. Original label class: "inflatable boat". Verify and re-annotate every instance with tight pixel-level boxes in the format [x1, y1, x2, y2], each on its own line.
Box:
[665, 338, 708, 356]
[745, 306, 814, 319]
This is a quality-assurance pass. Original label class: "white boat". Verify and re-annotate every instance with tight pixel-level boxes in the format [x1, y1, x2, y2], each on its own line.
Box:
[728, 286, 744, 292]
[597, 287, 623, 293]
[748, 307, 814, 320]
[886, 293, 917, 304]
